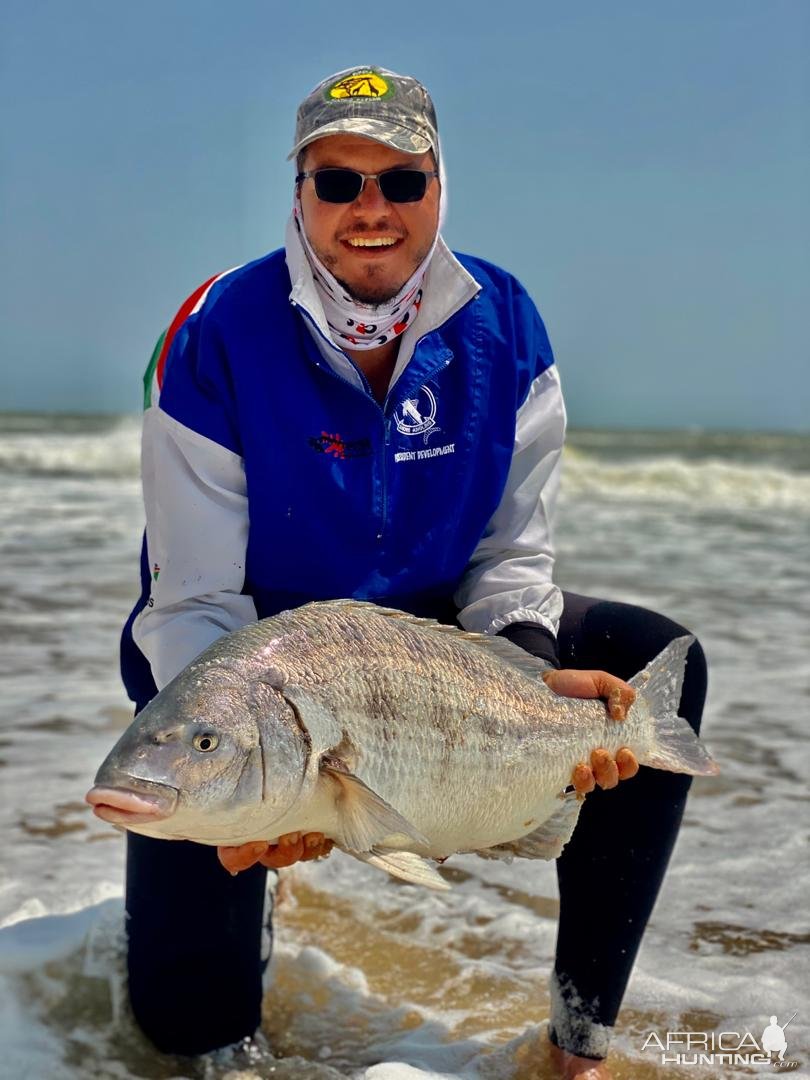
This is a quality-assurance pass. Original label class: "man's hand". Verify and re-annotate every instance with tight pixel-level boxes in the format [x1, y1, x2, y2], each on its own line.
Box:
[543, 668, 639, 794]
[542, 668, 635, 721]
[218, 832, 334, 875]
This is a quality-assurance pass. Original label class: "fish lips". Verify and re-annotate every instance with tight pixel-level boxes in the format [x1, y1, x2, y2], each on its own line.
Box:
[85, 778, 178, 826]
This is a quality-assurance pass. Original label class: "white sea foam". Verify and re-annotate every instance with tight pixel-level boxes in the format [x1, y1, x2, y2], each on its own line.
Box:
[562, 447, 810, 511]
[0, 416, 141, 477]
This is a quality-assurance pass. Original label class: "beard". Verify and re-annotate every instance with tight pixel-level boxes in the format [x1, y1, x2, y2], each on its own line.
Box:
[320, 236, 435, 306]
[334, 268, 407, 305]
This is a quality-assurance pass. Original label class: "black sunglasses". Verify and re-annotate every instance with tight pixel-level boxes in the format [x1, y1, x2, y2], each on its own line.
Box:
[296, 167, 438, 204]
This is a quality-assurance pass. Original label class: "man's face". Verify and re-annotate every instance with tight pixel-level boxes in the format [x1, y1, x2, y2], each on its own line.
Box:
[298, 133, 440, 305]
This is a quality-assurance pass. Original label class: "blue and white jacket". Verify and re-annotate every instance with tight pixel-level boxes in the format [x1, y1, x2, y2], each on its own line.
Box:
[121, 219, 566, 703]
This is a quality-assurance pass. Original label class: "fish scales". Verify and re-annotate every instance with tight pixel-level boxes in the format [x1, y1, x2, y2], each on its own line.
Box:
[241, 605, 631, 849]
[194, 608, 570, 850]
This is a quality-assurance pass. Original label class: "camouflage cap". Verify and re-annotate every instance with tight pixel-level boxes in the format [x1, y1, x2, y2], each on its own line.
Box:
[288, 66, 439, 162]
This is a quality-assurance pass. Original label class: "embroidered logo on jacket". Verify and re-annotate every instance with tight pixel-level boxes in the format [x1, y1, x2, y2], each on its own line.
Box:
[393, 386, 440, 444]
[308, 432, 372, 460]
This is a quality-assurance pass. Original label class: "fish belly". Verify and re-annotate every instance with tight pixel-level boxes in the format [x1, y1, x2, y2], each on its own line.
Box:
[316, 669, 594, 857]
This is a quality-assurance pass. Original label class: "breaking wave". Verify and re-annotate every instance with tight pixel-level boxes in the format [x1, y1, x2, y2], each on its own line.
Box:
[561, 447, 810, 512]
[0, 415, 807, 512]
[0, 416, 141, 478]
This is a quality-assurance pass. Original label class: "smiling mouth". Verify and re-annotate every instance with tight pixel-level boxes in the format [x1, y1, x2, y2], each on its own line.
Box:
[341, 236, 403, 254]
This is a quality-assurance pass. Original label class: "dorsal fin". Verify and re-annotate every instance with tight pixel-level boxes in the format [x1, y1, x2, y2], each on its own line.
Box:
[298, 599, 553, 682]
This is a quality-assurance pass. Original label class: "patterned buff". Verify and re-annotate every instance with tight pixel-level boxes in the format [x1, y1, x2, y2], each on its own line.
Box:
[293, 200, 436, 351]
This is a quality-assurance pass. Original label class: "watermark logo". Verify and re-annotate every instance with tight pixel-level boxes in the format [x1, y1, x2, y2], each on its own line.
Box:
[641, 1012, 799, 1070]
[762, 1014, 797, 1065]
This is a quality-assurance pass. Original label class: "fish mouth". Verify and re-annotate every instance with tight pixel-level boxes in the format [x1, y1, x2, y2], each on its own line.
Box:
[85, 784, 178, 825]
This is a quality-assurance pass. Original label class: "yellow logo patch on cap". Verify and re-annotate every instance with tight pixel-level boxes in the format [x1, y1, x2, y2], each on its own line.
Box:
[327, 70, 391, 100]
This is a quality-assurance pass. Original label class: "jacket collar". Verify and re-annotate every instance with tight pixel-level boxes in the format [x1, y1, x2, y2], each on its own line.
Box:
[285, 213, 480, 392]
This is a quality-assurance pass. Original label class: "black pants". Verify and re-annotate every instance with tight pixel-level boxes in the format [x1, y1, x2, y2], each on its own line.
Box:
[124, 591, 706, 1057]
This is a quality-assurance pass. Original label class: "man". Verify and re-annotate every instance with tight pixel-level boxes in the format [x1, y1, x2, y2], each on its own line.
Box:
[120, 66, 706, 1078]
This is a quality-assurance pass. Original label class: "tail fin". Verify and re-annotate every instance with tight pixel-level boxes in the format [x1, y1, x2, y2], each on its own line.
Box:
[631, 636, 719, 776]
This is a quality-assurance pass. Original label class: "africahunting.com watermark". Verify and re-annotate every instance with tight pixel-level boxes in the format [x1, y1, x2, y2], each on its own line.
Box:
[640, 1012, 800, 1069]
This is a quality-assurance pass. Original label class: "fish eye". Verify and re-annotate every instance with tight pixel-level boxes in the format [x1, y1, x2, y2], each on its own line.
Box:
[192, 732, 220, 752]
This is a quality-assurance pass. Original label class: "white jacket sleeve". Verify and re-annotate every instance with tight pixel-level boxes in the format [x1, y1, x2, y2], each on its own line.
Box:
[131, 405, 257, 691]
[454, 365, 566, 638]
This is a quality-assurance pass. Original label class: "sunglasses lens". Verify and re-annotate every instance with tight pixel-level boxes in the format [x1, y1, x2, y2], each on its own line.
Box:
[313, 169, 363, 203]
[310, 169, 431, 203]
[379, 170, 428, 202]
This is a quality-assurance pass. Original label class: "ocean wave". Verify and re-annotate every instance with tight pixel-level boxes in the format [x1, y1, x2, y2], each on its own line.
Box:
[561, 449, 810, 511]
[0, 418, 141, 478]
[1, 419, 808, 512]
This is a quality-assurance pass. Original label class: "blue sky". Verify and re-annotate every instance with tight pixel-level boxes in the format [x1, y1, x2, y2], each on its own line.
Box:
[1, 0, 807, 429]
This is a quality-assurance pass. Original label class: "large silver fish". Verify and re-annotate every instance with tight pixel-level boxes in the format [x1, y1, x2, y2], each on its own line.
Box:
[87, 601, 718, 889]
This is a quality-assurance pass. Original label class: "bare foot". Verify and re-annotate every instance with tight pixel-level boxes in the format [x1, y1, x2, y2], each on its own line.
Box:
[549, 1039, 613, 1079]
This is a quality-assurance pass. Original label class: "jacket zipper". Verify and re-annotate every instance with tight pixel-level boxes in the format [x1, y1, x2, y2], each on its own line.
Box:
[380, 417, 391, 541]
[292, 295, 477, 544]
[292, 303, 388, 540]
[377, 350, 454, 544]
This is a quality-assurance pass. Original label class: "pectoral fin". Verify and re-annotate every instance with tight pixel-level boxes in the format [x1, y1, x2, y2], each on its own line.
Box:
[349, 848, 451, 891]
[319, 761, 429, 852]
[476, 794, 583, 862]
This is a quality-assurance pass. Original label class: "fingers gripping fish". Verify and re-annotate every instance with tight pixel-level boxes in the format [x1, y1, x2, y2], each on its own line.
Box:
[87, 601, 719, 890]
